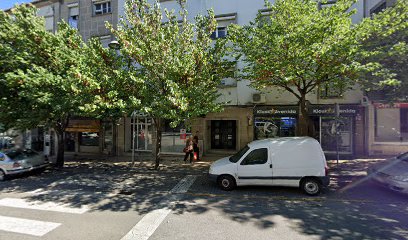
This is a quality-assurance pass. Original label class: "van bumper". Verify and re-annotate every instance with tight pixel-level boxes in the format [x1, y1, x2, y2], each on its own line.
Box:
[208, 173, 219, 183]
[319, 176, 330, 187]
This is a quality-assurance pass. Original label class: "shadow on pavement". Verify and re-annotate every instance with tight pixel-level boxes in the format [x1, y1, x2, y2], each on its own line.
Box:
[0, 157, 407, 239]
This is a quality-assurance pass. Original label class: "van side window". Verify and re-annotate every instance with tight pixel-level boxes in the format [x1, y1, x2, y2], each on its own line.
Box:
[240, 148, 268, 165]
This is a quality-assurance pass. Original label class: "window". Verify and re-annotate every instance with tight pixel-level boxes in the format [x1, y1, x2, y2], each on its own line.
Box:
[130, 117, 153, 151]
[211, 27, 227, 39]
[68, 6, 79, 29]
[370, 2, 386, 17]
[210, 14, 236, 40]
[255, 117, 296, 139]
[229, 145, 249, 163]
[240, 148, 268, 165]
[44, 16, 54, 32]
[94, 1, 111, 15]
[161, 121, 192, 153]
[375, 107, 408, 142]
[80, 132, 99, 146]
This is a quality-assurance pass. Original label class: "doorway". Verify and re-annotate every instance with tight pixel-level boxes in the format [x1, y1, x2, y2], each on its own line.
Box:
[211, 120, 236, 150]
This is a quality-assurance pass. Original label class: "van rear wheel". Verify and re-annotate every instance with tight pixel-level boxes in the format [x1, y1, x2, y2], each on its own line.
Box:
[217, 175, 236, 191]
[301, 178, 321, 196]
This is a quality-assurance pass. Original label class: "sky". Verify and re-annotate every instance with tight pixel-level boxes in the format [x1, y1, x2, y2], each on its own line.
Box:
[0, 0, 33, 10]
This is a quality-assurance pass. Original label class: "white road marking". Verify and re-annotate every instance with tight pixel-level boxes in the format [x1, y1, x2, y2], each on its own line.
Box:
[121, 175, 197, 240]
[120, 208, 172, 240]
[0, 198, 88, 214]
[0, 215, 61, 237]
[169, 175, 197, 193]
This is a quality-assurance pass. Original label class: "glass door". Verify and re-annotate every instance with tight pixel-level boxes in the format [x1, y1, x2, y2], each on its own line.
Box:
[131, 117, 153, 151]
[319, 117, 353, 154]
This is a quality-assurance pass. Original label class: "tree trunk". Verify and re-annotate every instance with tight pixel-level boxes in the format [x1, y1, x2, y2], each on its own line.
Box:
[297, 96, 311, 136]
[55, 129, 65, 168]
[154, 118, 162, 170]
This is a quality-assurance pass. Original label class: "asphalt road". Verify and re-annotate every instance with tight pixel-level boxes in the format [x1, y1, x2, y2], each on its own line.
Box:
[0, 160, 407, 240]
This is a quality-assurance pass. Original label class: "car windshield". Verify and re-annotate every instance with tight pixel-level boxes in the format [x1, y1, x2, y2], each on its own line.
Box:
[397, 152, 408, 162]
[229, 145, 250, 163]
[4, 149, 30, 160]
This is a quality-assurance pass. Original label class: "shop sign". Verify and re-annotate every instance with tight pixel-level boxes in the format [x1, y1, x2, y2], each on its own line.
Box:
[66, 119, 101, 132]
[309, 105, 358, 116]
[374, 102, 408, 109]
[180, 129, 186, 140]
[254, 106, 298, 116]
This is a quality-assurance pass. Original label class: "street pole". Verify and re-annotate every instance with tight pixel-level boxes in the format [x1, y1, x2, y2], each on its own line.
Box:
[131, 110, 136, 167]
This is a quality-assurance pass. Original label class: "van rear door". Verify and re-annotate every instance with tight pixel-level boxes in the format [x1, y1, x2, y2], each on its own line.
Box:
[236, 147, 272, 186]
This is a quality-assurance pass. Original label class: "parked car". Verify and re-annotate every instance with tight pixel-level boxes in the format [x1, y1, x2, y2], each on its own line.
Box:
[367, 152, 408, 194]
[208, 137, 329, 195]
[0, 149, 49, 181]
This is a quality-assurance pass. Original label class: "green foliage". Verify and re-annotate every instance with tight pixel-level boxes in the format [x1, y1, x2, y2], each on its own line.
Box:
[0, 5, 88, 131]
[78, 38, 143, 120]
[360, 4, 408, 101]
[229, 0, 407, 135]
[108, 0, 233, 127]
[229, 0, 407, 98]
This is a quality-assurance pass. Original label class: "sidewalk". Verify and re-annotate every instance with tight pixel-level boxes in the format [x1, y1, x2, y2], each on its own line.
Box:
[50, 153, 229, 175]
[327, 157, 386, 191]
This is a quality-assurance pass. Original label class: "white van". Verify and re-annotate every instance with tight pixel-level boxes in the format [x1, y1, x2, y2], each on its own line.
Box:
[208, 137, 329, 195]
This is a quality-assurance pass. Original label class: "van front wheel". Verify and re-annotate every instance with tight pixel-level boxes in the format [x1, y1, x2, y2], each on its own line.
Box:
[217, 175, 236, 191]
[301, 178, 321, 196]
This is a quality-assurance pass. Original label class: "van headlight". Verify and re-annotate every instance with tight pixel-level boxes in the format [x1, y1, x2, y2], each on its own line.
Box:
[390, 175, 408, 182]
[209, 165, 214, 173]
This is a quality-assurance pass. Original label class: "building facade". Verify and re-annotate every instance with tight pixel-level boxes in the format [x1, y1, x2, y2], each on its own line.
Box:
[110, 0, 372, 159]
[8, 0, 404, 158]
[10, 0, 119, 157]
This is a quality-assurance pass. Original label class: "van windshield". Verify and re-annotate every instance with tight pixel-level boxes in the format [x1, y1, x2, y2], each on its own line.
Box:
[229, 145, 250, 163]
[397, 152, 408, 162]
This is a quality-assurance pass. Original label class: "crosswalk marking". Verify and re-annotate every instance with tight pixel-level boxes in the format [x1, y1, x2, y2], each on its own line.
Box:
[0, 216, 61, 237]
[121, 175, 197, 240]
[169, 175, 197, 193]
[0, 198, 88, 214]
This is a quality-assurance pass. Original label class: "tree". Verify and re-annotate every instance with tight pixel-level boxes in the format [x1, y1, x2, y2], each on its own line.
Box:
[0, 5, 99, 167]
[78, 38, 143, 155]
[361, 15, 408, 102]
[229, 0, 408, 136]
[109, 0, 233, 169]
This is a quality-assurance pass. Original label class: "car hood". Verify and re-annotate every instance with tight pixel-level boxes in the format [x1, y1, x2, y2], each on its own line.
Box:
[211, 157, 233, 168]
[372, 159, 408, 176]
[209, 156, 236, 174]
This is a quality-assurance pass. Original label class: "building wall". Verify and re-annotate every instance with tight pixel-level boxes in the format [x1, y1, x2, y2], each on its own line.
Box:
[367, 103, 408, 156]
[191, 106, 254, 154]
[60, 0, 118, 42]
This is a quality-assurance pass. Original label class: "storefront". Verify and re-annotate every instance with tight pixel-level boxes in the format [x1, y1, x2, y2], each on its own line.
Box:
[254, 104, 365, 156]
[122, 116, 192, 155]
[368, 102, 408, 155]
[65, 118, 101, 153]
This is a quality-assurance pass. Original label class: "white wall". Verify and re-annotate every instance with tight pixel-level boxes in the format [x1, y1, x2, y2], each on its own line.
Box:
[37, 5, 55, 32]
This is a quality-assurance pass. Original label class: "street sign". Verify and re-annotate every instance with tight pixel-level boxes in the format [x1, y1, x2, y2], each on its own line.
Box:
[180, 129, 186, 140]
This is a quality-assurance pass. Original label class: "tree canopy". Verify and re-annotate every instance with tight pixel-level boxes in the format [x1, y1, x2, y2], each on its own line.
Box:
[229, 0, 408, 135]
[0, 5, 118, 166]
[109, 0, 233, 168]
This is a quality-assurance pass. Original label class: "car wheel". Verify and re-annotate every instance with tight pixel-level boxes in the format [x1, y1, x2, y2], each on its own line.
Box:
[0, 170, 6, 181]
[217, 175, 236, 191]
[301, 178, 321, 196]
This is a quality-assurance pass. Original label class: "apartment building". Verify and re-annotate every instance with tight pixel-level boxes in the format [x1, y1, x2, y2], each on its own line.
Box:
[8, 0, 405, 158]
[111, 0, 382, 159]
[10, 0, 119, 157]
